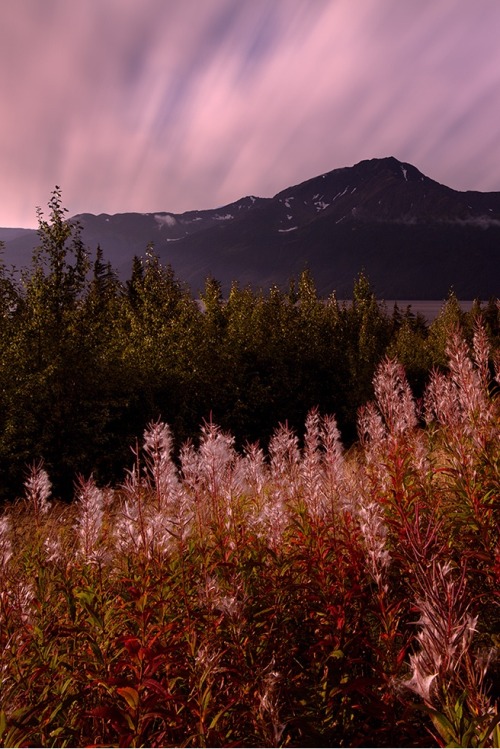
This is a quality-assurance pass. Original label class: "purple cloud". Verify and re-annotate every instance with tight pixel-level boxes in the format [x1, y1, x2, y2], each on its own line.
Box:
[1, 0, 500, 228]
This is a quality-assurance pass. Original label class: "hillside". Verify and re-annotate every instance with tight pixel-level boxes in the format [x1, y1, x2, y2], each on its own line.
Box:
[2, 156, 500, 298]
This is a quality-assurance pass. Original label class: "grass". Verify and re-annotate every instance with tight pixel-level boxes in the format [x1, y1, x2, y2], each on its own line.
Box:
[0, 322, 498, 747]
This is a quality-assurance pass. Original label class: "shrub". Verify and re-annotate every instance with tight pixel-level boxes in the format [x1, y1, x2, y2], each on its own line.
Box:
[0, 322, 498, 747]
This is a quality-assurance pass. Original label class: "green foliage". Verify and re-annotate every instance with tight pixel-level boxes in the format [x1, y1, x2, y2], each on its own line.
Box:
[426, 290, 469, 367]
[0, 332, 498, 746]
[0, 191, 499, 502]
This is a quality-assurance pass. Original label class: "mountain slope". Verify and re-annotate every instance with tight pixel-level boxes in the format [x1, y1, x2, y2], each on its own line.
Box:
[2, 157, 499, 298]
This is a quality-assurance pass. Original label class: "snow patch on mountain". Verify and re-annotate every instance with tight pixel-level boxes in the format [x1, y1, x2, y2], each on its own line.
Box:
[454, 216, 500, 228]
[155, 214, 177, 228]
[331, 187, 349, 202]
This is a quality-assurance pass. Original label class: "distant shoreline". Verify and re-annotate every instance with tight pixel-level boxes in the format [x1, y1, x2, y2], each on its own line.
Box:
[340, 300, 484, 322]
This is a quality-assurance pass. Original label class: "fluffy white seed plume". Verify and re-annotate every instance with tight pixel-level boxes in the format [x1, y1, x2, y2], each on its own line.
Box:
[424, 369, 460, 429]
[320, 412, 346, 515]
[197, 421, 237, 499]
[357, 499, 391, 590]
[255, 423, 300, 548]
[43, 533, 64, 564]
[237, 441, 268, 500]
[114, 463, 148, 558]
[268, 422, 301, 501]
[357, 401, 391, 493]
[115, 445, 191, 560]
[180, 422, 238, 515]
[425, 324, 495, 457]
[74, 476, 105, 564]
[179, 440, 200, 494]
[321, 413, 344, 481]
[373, 356, 418, 437]
[183, 421, 241, 541]
[358, 401, 387, 451]
[24, 461, 52, 524]
[142, 420, 194, 547]
[301, 408, 324, 518]
[12, 581, 36, 625]
[472, 317, 491, 390]
[143, 420, 179, 511]
[404, 561, 478, 705]
[0, 515, 12, 569]
[448, 330, 491, 438]
[257, 661, 286, 746]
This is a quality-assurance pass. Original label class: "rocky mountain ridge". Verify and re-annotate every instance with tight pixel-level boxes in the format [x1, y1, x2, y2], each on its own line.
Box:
[1, 157, 499, 298]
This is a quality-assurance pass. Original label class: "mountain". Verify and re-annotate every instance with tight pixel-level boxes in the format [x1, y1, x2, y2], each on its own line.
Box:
[2, 156, 500, 298]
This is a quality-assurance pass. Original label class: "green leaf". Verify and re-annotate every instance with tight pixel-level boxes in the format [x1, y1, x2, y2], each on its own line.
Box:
[329, 649, 344, 660]
[478, 712, 500, 747]
[49, 726, 65, 738]
[117, 686, 140, 712]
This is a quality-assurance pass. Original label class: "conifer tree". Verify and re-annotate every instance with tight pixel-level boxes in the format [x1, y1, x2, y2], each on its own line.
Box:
[0, 189, 93, 497]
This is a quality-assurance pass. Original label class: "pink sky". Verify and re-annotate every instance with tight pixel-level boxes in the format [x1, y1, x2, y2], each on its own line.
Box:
[1, 0, 500, 228]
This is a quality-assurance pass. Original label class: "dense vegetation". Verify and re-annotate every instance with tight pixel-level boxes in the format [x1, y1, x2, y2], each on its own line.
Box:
[1, 188, 499, 502]
[0, 191, 499, 746]
[0, 325, 499, 746]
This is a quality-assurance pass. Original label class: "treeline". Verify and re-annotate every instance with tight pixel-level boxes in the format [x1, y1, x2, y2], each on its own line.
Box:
[1, 189, 499, 500]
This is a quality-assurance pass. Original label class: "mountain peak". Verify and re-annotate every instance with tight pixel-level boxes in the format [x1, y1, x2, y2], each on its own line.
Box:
[346, 155, 427, 183]
[2, 157, 500, 299]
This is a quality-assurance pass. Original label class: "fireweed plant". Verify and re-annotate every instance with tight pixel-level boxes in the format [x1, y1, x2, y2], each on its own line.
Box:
[0, 321, 498, 747]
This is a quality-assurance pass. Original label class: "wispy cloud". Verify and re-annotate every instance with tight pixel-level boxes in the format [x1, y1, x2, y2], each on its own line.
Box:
[1, 0, 500, 227]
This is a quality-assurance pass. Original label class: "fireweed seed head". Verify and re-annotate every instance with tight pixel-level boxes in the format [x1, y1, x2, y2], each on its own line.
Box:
[0, 515, 12, 569]
[195, 643, 223, 679]
[404, 657, 438, 703]
[179, 441, 200, 491]
[301, 408, 327, 518]
[143, 420, 181, 509]
[24, 462, 52, 518]
[196, 422, 238, 503]
[423, 370, 457, 428]
[404, 561, 479, 705]
[321, 413, 345, 480]
[269, 423, 301, 481]
[257, 663, 286, 745]
[43, 533, 64, 564]
[268, 423, 301, 505]
[239, 442, 268, 497]
[216, 594, 243, 620]
[147, 509, 182, 555]
[197, 574, 221, 610]
[14, 581, 35, 625]
[472, 317, 491, 389]
[74, 476, 105, 563]
[410, 429, 431, 479]
[143, 419, 173, 463]
[357, 500, 391, 587]
[373, 357, 418, 437]
[114, 498, 141, 556]
[358, 401, 387, 453]
[446, 328, 493, 432]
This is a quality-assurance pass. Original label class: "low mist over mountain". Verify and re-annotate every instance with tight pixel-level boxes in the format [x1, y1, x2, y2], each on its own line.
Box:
[2, 157, 500, 298]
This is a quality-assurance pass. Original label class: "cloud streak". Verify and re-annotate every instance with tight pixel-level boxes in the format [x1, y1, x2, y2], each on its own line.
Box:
[1, 0, 500, 228]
